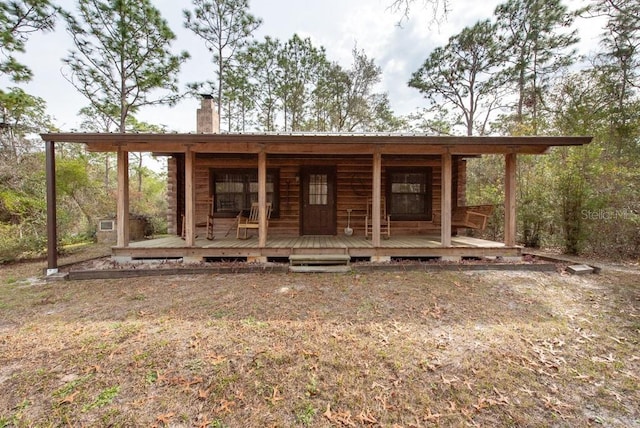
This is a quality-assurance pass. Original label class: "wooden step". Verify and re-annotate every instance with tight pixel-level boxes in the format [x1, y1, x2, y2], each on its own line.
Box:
[289, 254, 351, 266]
[289, 265, 351, 273]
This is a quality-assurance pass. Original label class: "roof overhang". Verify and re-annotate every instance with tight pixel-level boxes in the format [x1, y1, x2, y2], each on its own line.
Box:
[40, 132, 593, 156]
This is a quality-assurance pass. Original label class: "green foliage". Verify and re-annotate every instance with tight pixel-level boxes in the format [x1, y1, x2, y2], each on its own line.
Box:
[243, 36, 281, 131]
[0, 88, 55, 158]
[83, 386, 120, 412]
[184, 0, 262, 121]
[516, 156, 555, 248]
[295, 401, 317, 426]
[0, 88, 56, 261]
[64, 0, 189, 132]
[309, 47, 397, 132]
[465, 155, 505, 241]
[494, 0, 579, 133]
[129, 167, 168, 235]
[0, 151, 48, 261]
[275, 34, 327, 131]
[409, 20, 504, 135]
[0, 224, 45, 262]
[0, 0, 58, 82]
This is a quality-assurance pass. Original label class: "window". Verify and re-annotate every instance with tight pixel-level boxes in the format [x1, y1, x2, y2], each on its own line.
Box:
[211, 169, 279, 217]
[308, 174, 328, 205]
[386, 168, 432, 221]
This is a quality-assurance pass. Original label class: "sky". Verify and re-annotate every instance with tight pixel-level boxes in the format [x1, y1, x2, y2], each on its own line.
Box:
[4, 0, 606, 133]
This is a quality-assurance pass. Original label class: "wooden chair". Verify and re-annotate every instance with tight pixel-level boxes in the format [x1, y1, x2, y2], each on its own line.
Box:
[365, 198, 391, 238]
[451, 205, 493, 231]
[181, 197, 216, 240]
[205, 197, 215, 240]
[236, 202, 272, 239]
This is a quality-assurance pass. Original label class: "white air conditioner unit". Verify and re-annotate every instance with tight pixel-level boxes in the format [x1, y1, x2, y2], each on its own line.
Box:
[98, 219, 115, 232]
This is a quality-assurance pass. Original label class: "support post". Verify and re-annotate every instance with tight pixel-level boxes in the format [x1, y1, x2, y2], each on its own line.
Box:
[45, 141, 58, 273]
[116, 147, 130, 247]
[441, 152, 452, 247]
[372, 150, 382, 247]
[258, 151, 268, 248]
[505, 153, 517, 246]
[184, 147, 196, 247]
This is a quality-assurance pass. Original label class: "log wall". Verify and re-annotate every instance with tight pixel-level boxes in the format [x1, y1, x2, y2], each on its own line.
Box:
[166, 154, 469, 238]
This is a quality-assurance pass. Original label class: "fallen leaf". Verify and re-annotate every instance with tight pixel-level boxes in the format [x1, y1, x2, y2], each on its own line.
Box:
[323, 403, 333, 420]
[356, 410, 377, 424]
[58, 391, 80, 405]
[217, 399, 235, 413]
[441, 374, 459, 385]
[196, 415, 211, 428]
[198, 388, 211, 400]
[301, 349, 318, 358]
[155, 412, 175, 427]
[266, 385, 283, 405]
[206, 353, 226, 365]
[424, 407, 442, 421]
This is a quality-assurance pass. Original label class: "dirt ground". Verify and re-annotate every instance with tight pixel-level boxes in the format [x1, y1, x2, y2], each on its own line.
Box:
[0, 251, 638, 427]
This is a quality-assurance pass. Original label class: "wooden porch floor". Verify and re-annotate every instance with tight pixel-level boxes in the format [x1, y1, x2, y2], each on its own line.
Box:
[114, 235, 520, 260]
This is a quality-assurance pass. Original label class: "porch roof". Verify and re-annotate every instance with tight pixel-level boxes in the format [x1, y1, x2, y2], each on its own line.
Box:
[40, 132, 592, 155]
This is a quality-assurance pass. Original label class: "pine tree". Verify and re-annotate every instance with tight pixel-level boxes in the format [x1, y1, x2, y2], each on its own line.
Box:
[0, 0, 57, 82]
[409, 20, 505, 136]
[495, 0, 579, 133]
[184, 0, 261, 128]
[64, 0, 189, 132]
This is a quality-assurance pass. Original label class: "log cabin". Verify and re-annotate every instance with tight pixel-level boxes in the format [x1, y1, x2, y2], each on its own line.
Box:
[41, 97, 591, 272]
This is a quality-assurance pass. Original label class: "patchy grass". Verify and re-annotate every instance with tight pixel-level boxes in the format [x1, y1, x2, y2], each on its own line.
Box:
[0, 256, 638, 426]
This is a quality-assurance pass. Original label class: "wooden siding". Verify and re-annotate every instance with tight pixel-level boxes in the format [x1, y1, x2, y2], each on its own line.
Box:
[167, 154, 473, 238]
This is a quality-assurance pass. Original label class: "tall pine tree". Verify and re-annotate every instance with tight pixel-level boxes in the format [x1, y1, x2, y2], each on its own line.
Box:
[184, 0, 261, 128]
[64, 0, 189, 132]
[495, 0, 579, 134]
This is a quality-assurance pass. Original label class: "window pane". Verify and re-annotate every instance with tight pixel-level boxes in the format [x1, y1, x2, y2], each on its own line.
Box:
[388, 169, 431, 219]
[215, 173, 244, 212]
[213, 169, 279, 216]
[392, 183, 423, 193]
[309, 174, 328, 205]
[391, 194, 425, 215]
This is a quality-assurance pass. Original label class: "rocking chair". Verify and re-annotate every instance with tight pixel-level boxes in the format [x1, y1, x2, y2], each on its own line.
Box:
[236, 202, 272, 239]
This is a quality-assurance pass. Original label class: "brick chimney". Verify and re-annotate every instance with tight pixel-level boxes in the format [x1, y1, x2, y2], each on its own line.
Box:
[196, 94, 220, 133]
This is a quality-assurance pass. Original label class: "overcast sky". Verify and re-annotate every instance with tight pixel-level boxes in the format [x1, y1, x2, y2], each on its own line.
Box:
[4, 0, 604, 133]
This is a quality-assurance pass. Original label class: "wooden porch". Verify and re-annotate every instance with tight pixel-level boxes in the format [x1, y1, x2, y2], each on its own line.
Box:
[113, 235, 521, 261]
[41, 132, 591, 272]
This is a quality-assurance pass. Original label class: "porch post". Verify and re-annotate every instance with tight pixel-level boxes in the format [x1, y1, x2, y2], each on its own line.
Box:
[258, 150, 267, 247]
[372, 150, 382, 247]
[45, 141, 58, 273]
[441, 152, 452, 247]
[116, 147, 130, 247]
[504, 153, 517, 246]
[184, 146, 196, 247]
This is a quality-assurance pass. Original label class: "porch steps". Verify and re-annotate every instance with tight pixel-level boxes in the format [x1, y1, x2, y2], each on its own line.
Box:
[288, 254, 351, 273]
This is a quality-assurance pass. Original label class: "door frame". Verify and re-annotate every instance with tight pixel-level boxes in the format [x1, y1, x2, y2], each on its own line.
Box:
[299, 166, 337, 236]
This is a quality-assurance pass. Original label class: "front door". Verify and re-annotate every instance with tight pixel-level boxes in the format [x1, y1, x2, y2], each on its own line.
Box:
[301, 167, 336, 235]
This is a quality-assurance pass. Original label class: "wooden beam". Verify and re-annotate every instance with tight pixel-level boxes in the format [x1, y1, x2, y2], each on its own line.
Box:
[116, 147, 130, 247]
[184, 147, 196, 246]
[83, 141, 555, 155]
[372, 151, 382, 247]
[41, 132, 592, 148]
[258, 151, 267, 247]
[504, 153, 517, 246]
[441, 152, 452, 247]
[45, 141, 58, 273]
